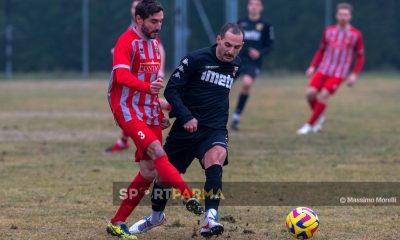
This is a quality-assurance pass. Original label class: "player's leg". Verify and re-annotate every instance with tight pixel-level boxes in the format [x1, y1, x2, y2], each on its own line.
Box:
[231, 62, 258, 131]
[197, 130, 228, 237]
[128, 179, 170, 234]
[106, 121, 152, 238]
[306, 87, 319, 110]
[105, 131, 130, 152]
[200, 146, 226, 238]
[108, 121, 198, 238]
[110, 158, 161, 227]
[308, 76, 342, 132]
[307, 88, 329, 133]
[107, 124, 156, 239]
[145, 141, 193, 198]
[143, 125, 203, 215]
[231, 74, 254, 131]
[297, 86, 320, 135]
[130, 132, 198, 234]
[297, 72, 327, 135]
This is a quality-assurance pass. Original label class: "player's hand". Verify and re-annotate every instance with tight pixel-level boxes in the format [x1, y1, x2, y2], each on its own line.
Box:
[248, 48, 261, 60]
[150, 78, 164, 95]
[183, 118, 198, 133]
[160, 117, 170, 130]
[346, 73, 357, 87]
[306, 66, 316, 78]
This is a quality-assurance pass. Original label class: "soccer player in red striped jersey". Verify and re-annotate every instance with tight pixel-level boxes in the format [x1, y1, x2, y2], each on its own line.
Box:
[297, 2, 365, 135]
[106, 0, 170, 153]
[105, 1, 203, 239]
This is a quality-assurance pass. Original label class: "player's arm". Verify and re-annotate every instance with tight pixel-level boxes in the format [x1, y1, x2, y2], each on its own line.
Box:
[347, 32, 365, 87]
[352, 33, 365, 75]
[113, 37, 151, 93]
[307, 29, 327, 77]
[164, 56, 196, 127]
[259, 23, 274, 56]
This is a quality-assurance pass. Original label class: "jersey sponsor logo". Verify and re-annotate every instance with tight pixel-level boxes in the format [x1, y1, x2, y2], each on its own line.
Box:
[139, 60, 160, 73]
[200, 70, 234, 89]
[244, 30, 261, 41]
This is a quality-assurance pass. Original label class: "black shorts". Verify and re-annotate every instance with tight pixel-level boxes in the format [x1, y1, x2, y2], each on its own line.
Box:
[239, 61, 261, 79]
[164, 123, 229, 174]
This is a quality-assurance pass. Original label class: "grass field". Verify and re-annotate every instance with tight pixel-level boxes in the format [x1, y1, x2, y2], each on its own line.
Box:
[0, 73, 399, 239]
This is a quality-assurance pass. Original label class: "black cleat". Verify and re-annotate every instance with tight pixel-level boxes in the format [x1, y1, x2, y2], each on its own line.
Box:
[185, 197, 204, 216]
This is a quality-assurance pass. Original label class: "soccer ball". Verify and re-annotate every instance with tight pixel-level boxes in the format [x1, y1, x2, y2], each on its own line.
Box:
[285, 207, 319, 239]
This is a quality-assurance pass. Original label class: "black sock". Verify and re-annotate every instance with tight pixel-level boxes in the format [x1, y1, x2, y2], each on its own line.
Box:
[151, 182, 170, 212]
[235, 94, 249, 115]
[204, 165, 223, 212]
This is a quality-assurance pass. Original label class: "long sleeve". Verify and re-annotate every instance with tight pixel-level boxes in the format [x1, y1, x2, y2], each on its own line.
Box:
[164, 56, 195, 124]
[113, 36, 151, 93]
[311, 30, 327, 67]
[259, 24, 274, 56]
[353, 33, 365, 74]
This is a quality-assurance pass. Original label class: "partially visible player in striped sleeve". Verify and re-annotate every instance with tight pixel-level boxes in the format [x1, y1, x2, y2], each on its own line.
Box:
[297, 2, 365, 135]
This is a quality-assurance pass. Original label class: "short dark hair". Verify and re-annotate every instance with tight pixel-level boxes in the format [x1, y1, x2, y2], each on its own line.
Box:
[135, 0, 163, 20]
[337, 2, 353, 12]
[219, 22, 245, 39]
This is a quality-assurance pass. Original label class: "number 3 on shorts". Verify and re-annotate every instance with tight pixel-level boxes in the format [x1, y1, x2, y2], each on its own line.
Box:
[138, 131, 145, 140]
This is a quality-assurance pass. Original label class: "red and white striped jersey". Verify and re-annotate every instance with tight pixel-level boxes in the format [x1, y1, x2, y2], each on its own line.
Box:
[311, 25, 365, 79]
[108, 26, 163, 125]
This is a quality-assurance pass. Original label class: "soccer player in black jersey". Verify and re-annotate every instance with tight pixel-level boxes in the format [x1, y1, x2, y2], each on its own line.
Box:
[231, 0, 274, 131]
[129, 23, 244, 238]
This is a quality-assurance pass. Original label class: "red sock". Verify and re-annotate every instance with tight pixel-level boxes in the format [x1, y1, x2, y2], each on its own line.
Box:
[111, 172, 151, 224]
[308, 98, 316, 110]
[308, 101, 326, 125]
[153, 155, 193, 199]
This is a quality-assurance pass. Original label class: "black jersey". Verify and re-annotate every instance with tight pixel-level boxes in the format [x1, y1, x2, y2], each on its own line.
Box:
[165, 45, 241, 130]
[238, 17, 274, 64]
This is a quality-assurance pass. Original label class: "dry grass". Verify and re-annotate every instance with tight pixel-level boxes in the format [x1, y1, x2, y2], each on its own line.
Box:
[0, 73, 399, 239]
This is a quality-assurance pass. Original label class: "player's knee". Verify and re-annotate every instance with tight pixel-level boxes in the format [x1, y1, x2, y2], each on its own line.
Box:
[317, 90, 330, 102]
[242, 85, 251, 94]
[306, 88, 317, 99]
[140, 168, 157, 181]
[241, 77, 253, 93]
[203, 146, 227, 169]
[146, 141, 166, 159]
[139, 160, 157, 180]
